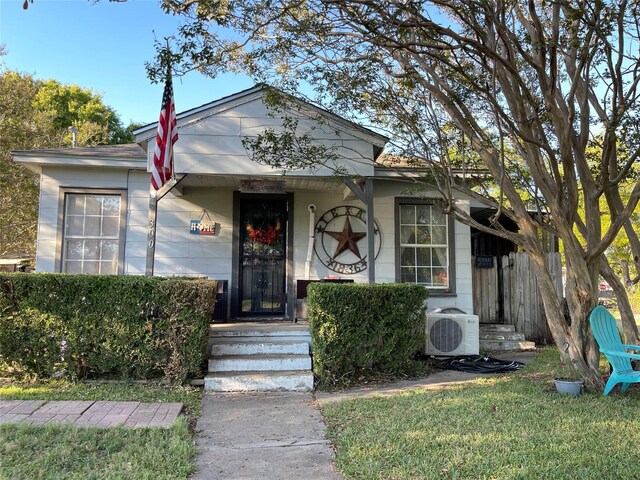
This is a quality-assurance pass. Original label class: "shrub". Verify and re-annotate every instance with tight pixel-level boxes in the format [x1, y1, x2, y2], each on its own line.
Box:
[0, 274, 216, 382]
[307, 283, 427, 388]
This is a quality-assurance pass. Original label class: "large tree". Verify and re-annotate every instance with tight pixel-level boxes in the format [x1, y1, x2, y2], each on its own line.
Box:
[0, 70, 137, 257]
[146, 0, 640, 388]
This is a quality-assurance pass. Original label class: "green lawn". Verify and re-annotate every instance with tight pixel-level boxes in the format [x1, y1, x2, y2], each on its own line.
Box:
[322, 348, 640, 480]
[0, 381, 202, 480]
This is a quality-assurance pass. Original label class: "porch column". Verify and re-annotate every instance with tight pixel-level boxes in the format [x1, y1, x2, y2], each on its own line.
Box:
[365, 178, 375, 284]
[342, 177, 375, 284]
[145, 175, 187, 276]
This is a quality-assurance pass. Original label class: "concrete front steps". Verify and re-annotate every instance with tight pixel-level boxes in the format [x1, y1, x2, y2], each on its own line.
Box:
[479, 324, 536, 351]
[205, 323, 313, 392]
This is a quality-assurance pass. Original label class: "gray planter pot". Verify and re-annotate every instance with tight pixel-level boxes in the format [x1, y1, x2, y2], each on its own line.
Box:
[554, 378, 584, 395]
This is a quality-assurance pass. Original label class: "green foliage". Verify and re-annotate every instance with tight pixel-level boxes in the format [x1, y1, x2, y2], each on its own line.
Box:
[307, 283, 427, 388]
[33, 79, 133, 146]
[0, 274, 216, 382]
[0, 70, 136, 257]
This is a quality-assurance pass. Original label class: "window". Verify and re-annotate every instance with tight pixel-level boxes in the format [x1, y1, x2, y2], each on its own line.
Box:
[397, 202, 452, 289]
[61, 193, 124, 274]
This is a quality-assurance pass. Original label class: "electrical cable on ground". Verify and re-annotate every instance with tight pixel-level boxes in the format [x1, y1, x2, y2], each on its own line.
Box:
[437, 355, 525, 373]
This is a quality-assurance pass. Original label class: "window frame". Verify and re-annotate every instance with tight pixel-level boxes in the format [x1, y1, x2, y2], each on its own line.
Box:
[56, 188, 127, 275]
[394, 197, 456, 295]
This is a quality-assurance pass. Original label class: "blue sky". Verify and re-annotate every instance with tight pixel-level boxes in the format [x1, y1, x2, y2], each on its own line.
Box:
[0, 0, 254, 126]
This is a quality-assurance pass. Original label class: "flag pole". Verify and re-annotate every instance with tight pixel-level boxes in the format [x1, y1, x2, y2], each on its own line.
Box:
[145, 54, 179, 276]
[145, 189, 158, 276]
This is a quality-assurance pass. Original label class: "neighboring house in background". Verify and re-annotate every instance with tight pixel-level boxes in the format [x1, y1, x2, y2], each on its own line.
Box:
[14, 85, 483, 321]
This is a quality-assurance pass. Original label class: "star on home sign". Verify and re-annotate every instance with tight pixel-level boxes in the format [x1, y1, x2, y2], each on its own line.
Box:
[325, 215, 366, 259]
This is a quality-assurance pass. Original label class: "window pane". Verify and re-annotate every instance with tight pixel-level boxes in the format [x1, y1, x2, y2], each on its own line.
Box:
[431, 208, 446, 225]
[432, 226, 447, 245]
[416, 205, 431, 225]
[65, 216, 84, 236]
[65, 240, 84, 260]
[416, 226, 431, 244]
[84, 217, 101, 236]
[417, 268, 431, 284]
[433, 248, 447, 267]
[102, 217, 119, 237]
[85, 196, 102, 215]
[401, 247, 416, 267]
[84, 240, 100, 260]
[100, 260, 117, 275]
[83, 261, 99, 275]
[100, 241, 119, 262]
[66, 195, 84, 215]
[416, 247, 431, 266]
[400, 205, 415, 224]
[433, 268, 448, 286]
[102, 197, 121, 217]
[400, 226, 416, 244]
[65, 260, 82, 274]
[401, 267, 416, 283]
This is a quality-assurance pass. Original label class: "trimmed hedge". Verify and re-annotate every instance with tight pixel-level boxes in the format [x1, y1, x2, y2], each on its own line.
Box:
[307, 283, 428, 388]
[0, 274, 217, 382]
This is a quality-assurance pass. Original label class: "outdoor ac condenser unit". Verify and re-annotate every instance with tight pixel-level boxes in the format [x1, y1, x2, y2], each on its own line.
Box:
[424, 314, 480, 356]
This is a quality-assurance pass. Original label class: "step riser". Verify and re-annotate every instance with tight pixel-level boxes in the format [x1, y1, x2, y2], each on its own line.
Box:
[479, 324, 516, 333]
[480, 333, 526, 341]
[480, 340, 536, 351]
[209, 356, 312, 372]
[205, 373, 313, 392]
[211, 334, 311, 343]
[211, 342, 309, 356]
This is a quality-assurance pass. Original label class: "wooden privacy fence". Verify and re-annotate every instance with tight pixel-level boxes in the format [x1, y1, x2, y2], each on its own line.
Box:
[472, 252, 562, 344]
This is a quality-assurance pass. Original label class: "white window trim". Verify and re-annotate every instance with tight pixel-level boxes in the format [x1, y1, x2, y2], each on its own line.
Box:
[395, 198, 456, 295]
[56, 188, 127, 275]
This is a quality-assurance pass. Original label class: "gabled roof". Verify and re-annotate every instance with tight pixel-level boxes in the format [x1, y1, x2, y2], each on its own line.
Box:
[134, 84, 389, 155]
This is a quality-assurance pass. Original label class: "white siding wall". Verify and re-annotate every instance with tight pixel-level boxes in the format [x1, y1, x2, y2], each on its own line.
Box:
[292, 181, 473, 313]
[145, 187, 234, 280]
[35, 168, 473, 314]
[161, 96, 377, 178]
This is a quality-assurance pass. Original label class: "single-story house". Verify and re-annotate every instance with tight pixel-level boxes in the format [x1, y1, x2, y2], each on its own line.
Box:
[14, 84, 547, 390]
[14, 84, 478, 320]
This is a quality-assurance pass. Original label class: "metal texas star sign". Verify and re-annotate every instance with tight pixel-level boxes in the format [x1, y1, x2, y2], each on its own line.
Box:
[314, 205, 381, 274]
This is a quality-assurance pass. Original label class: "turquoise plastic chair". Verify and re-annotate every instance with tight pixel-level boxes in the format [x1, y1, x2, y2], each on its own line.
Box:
[589, 305, 640, 395]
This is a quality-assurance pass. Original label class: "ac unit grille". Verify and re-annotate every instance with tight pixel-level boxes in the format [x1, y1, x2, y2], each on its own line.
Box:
[429, 317, 463, 353]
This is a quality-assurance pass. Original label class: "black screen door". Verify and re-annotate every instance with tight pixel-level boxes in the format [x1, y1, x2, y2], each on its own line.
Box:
[238, 197, 287, 316]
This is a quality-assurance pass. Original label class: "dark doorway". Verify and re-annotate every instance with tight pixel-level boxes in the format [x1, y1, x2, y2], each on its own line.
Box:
[237, 196, 288, 316]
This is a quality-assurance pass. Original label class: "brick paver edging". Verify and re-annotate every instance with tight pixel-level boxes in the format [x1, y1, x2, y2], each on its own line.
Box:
[0, 400, 182, 428]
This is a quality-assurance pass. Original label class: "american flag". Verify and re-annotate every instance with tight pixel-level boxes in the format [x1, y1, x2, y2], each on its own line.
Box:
[151, 71, 178, 190]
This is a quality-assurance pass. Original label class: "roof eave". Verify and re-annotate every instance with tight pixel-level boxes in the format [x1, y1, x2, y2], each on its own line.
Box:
[13, 152, 147, 170]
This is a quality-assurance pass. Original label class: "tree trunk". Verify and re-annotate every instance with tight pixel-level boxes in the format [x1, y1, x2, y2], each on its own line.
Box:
[527, 248, 604, 390]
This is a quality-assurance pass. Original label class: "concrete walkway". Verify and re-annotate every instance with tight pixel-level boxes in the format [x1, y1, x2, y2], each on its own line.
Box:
[0, 400, 182, 428]
[191, 351, 536, 479]
[192, 392, 340, 480]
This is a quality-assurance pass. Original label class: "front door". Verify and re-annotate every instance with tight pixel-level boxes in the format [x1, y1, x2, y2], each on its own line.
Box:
[238, 197, 288, 316]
